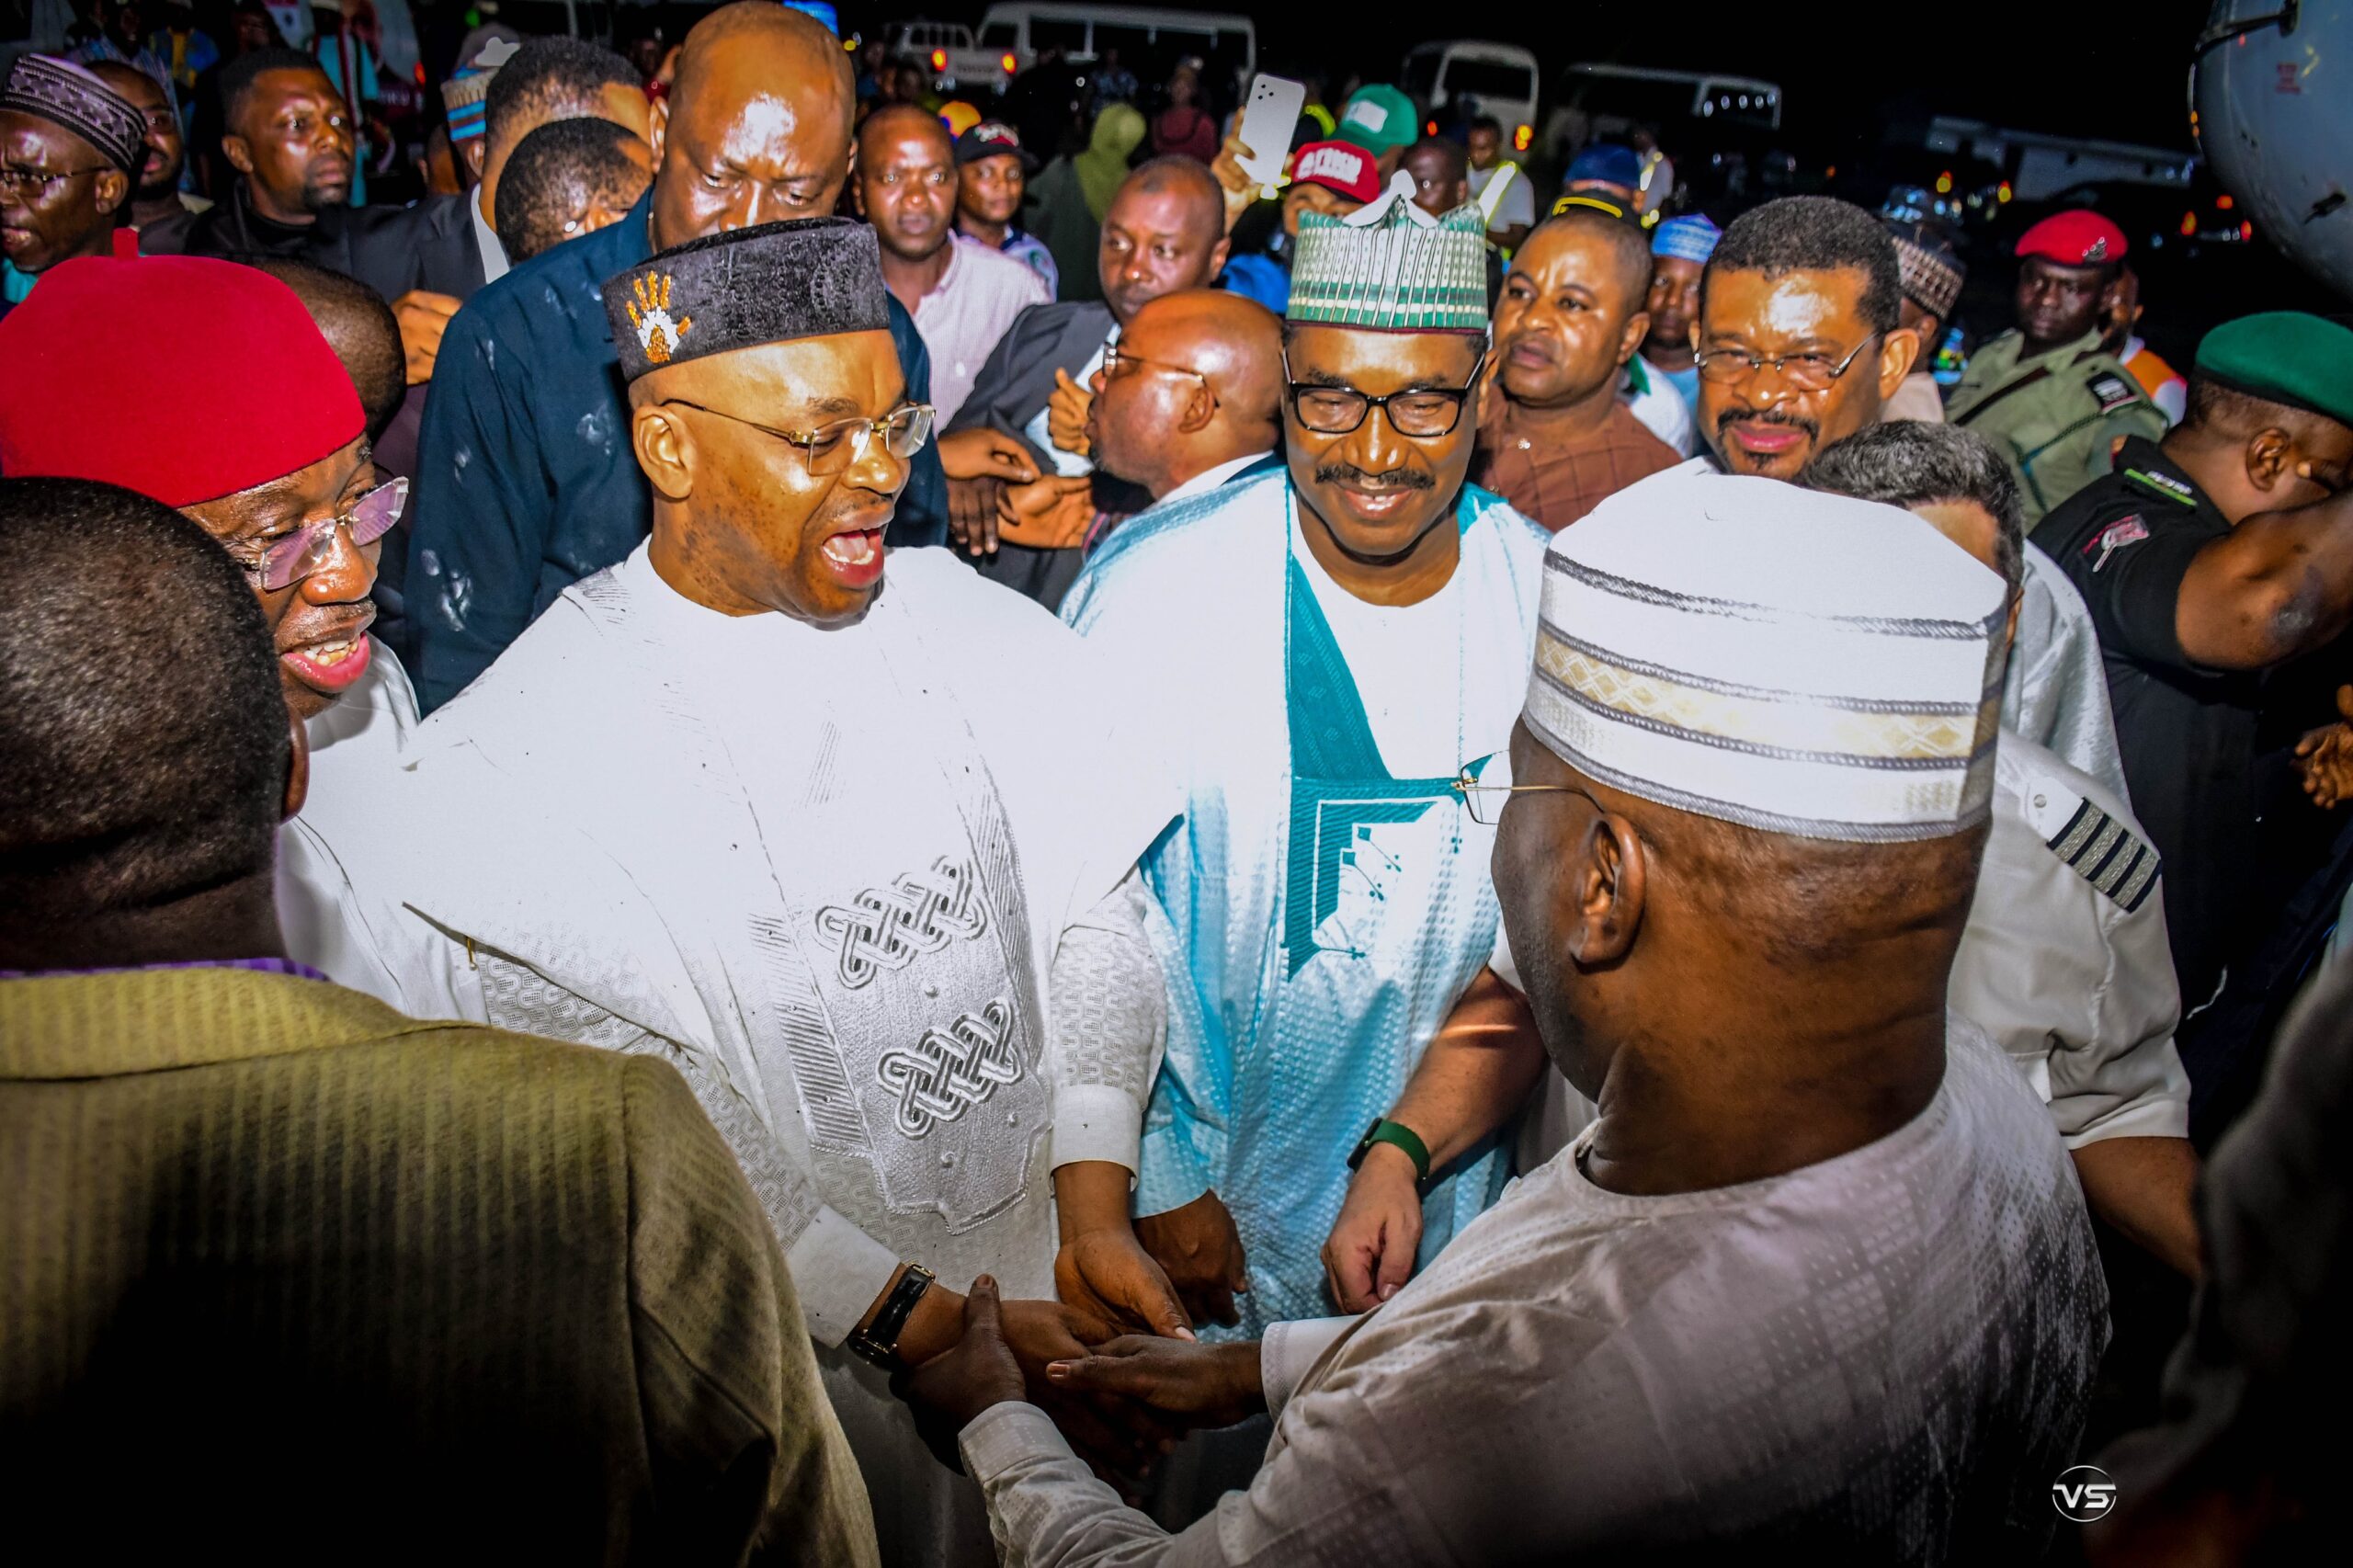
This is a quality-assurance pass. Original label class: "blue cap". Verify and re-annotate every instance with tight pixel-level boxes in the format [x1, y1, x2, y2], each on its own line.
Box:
[1652, 214, 1721, 265]
[1566, 142, 1643, 191]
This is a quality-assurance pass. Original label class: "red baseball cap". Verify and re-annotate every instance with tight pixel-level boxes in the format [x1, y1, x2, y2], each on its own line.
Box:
[0, 251, 363, 508]
[1290, 140, 1381, 205]
[2015, 210, 2129, 267]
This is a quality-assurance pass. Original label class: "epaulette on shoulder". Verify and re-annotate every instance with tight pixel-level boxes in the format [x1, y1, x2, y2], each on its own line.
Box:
[2085, 369, 2146, 415]
[2046, 796, 2161, 911]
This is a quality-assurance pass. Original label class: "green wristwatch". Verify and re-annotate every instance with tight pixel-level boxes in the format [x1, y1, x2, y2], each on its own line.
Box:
[1347, 1118, 1433, 1190]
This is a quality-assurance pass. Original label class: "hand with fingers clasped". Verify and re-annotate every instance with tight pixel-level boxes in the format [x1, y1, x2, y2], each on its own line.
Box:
[997, 473, 1097, 550]
[1046, 1334, 1268, 1434]
[2293, 685, 2353, 808]
[938, 427, 1042, 558]
[1323, 1142, 1424, 1313]
[895, 1278, 1178, 1496]
[1136, 1188, 1250, 1328]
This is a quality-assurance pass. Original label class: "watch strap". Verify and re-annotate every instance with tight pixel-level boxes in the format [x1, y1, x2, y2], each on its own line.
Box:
[1348, 1118, 1433, 1187]
[847, 1262, 936, 1369]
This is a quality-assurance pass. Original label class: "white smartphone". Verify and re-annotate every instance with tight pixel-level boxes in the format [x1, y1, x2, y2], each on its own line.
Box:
[1234, 74, 1307, 194]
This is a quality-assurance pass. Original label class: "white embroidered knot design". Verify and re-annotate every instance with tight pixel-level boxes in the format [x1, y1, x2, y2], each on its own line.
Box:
[814, 857, 988, 988]
[876, 999, 1021, 1136]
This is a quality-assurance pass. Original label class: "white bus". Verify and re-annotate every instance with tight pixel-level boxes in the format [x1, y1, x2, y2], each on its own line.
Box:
[1401, 41, 1541, 153]
[976, 5, 1256, 94]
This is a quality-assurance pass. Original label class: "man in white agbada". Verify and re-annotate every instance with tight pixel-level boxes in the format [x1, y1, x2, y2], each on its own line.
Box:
[895, 472, 2108, 1562]
[333, 218, 1189, 1567]
[1057, 174, 1552, 1335]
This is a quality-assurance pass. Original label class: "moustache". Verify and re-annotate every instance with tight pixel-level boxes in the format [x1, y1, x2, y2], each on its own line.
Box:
[1314, 462, 1435, 492]
[1714, 407, 1820, 439]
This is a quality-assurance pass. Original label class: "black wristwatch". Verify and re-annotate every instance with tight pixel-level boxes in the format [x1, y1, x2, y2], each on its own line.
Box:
[1347, 1118, 1434, 1192]
[847, 1262, 936, 1369]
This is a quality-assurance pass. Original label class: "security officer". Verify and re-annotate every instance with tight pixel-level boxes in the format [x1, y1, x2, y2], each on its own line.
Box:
[2040, 312, 2353, 1028]
[1807, 420, 2197, 1275]
[1948, 210, 2168, 528]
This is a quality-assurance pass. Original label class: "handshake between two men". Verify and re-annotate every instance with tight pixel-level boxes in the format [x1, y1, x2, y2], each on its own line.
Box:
[883, 1171, 1251, 1497]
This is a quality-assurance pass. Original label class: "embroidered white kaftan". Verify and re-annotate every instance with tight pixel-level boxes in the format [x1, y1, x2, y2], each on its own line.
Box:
[330, 545, 1176, 1567]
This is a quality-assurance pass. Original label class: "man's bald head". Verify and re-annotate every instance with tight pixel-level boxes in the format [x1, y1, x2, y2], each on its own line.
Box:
[650, 2, 856, 246]
[854, 103, 957, 265]
[1143, 290, 1283, 427]
[669, 1, 851, 127]
[1098, 156, 1230, 325]
[858, 102, 950, 161]
[1088, 288, 1280, 498]
[244, 258, 404, 439]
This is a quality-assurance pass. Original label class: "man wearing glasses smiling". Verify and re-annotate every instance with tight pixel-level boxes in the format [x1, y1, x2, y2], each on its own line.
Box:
[0, 55, 143, 318]
[1061, 174, 1552, 1349]
[0, 251, 415, 994]
[1691, 194, 1924, 483]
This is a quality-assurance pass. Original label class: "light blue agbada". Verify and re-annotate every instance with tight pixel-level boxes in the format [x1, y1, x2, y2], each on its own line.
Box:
[1063, 469, 1551, 1334]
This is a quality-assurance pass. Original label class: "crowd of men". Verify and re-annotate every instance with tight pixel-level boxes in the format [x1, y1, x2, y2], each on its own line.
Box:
[5, 6, 2352, 1562]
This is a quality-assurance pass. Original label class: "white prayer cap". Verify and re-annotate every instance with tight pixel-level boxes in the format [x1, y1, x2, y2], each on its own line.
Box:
[1526, 468, 2006, 843]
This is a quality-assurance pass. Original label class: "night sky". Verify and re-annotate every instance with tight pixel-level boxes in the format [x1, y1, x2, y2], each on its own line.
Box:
[1247, 1, 2215, 156]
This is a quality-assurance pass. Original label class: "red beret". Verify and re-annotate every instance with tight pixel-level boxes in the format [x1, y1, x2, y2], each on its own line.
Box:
[0, 252, 364, 508]
[2015, 210, 2128, 267]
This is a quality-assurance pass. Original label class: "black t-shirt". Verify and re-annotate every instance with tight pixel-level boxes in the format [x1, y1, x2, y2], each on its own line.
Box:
[2042, 437, 2256, 1009]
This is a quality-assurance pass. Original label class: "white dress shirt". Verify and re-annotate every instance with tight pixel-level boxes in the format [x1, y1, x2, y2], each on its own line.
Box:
[1157, 449, 1279, 507]
[914, 234, 1051, 426]
[471, 186, 508, 286]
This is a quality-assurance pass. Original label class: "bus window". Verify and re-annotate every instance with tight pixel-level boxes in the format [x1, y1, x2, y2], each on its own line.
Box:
[1031, 17, 1087, 54]
[1442, 59, 1535, 106]
[1402, 51, 1441, 105]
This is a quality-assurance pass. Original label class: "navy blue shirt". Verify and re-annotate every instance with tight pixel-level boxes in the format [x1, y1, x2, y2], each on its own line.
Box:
[406, 192, 949, 712]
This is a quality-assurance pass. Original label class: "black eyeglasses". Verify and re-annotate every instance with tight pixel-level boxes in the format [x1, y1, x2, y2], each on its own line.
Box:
[1281, 347, 1489, 437]
[1693, 334, 1882, 392]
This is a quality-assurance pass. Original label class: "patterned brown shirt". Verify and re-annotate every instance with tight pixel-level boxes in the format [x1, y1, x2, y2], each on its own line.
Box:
[1473, 396, 1682, 532]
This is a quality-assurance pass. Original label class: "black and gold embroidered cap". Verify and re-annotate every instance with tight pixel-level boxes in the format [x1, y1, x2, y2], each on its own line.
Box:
[603, 217, 891, 381]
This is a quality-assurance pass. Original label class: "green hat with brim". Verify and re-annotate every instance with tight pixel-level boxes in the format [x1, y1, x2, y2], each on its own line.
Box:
[2195, 312, 2353, 429]
[1335, 84, 1419, 157]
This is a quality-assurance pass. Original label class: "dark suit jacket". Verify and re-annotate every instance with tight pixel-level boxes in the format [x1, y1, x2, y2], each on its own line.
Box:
[0, 966, 878, 1567]
[183, 182, 487, 304]
[946, 299, 1154, 610]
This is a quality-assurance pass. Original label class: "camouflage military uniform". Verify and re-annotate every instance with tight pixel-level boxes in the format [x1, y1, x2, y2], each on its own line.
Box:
[1949, 326, 2169, 531]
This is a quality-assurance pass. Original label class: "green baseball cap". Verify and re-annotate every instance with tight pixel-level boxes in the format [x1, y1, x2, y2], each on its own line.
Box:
[2196, 312, 2353, 429]
[1335, 84, 1419, 156]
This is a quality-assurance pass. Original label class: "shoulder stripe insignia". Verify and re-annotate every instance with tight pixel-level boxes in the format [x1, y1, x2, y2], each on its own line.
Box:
[2088, 373, 2142, 414]
[2047, 799, 2160, 911]
[2124, 467, 2199, 506]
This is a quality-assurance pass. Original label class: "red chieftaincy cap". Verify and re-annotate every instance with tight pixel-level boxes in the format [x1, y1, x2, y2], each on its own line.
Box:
[0, 248, 364, 508]
[2015, 210, 2129, 267]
